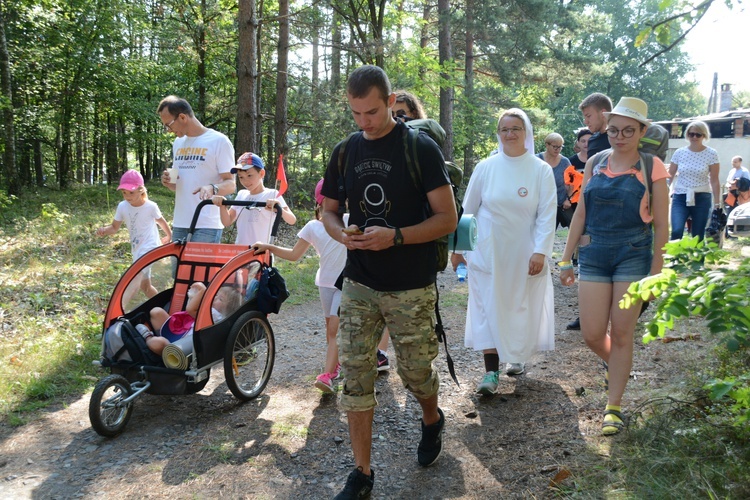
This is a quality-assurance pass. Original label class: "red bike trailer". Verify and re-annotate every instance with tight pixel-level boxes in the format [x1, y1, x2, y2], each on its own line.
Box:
[89, 200, 284, 437]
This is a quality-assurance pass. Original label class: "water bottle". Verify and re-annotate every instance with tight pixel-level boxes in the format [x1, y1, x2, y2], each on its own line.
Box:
[456, 263, 467, 282]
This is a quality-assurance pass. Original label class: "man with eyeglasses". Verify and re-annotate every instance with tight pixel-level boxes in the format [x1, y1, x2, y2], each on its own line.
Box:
[157, 96, 236, 243]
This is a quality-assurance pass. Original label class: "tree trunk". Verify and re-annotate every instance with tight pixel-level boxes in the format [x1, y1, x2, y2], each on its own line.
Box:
[438, 0, 453, 161]
[274, 0, 289, 180]
[58, 100, 73, 188]
[33, 138, 43, 187]
[118, 117, 127, 172]
[255, 0, 265, 155]
[196, 0, 208, 120]
[463, 0, 475, 180]
[311, 8, 320, 162]
[331, 10, 341, 92]
[76, 126, 84, 183]
[419, 1, 432, 82]
[0, 14, 18, 195]
[106, 113, 118, 184]
[93, 109, 101, 184]
[236, 0, 258, 153]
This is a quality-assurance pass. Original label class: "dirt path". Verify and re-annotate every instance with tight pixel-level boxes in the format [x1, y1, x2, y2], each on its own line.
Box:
[0, 243, 710, 499]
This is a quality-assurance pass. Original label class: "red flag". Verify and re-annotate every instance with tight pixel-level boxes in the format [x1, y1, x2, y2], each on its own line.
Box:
[276, 154, 288, 196]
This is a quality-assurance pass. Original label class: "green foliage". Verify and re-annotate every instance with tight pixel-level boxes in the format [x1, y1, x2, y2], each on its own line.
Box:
[623, 236, 750, 426]
[0, 192, 16, 222]
[548, 0, 705, 144]
[603, 396, 750, 498]
[40, 203, 70, 226]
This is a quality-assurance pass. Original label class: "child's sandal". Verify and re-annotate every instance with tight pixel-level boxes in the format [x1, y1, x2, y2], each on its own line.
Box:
[602, 408, 625, 436]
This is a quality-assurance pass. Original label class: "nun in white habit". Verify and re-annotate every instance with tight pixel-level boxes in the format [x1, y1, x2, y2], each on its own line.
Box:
[451, 108, 557, 395]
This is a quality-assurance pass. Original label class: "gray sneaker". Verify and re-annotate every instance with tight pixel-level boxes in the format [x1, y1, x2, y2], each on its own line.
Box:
[506, 363, 525, 376]
[476, 371, 499, 395]
[135, 323, 153, 339]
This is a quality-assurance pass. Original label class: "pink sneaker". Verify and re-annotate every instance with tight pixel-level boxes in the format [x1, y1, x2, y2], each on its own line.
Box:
[315, 372, 335, 393]
[333, 363, 342, 379]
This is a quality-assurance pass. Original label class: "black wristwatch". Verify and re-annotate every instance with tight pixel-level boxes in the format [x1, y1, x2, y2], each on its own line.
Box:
[393, 227, 404, 246]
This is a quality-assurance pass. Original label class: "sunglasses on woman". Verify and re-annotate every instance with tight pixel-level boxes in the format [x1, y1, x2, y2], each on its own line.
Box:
[687, 132, 704, 138]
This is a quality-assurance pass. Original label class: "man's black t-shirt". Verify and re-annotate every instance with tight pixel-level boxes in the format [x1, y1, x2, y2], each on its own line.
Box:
[322, 121, 450, 292]
[568, 154, 586, 171]
[587, 132, 611, 157]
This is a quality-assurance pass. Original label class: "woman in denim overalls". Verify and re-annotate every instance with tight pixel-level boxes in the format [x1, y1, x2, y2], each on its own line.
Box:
[559, 97, 670, 435]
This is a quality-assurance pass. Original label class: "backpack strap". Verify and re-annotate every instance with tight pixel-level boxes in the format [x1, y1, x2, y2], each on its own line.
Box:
[434, 282, 460, 386]
[638, 152, 654, 216]
[336, 132, 360, 215]
[402, 125, 425, 199]
[590, 149, 612, 176]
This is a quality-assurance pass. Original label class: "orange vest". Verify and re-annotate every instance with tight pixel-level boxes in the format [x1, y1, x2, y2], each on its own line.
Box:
[564, 166, 584, 204]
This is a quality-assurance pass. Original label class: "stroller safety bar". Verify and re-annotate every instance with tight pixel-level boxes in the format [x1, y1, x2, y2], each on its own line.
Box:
[186, 200, 283, 243]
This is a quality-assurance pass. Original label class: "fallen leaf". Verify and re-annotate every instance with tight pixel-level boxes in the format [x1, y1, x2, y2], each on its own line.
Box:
[549, 467, 571, 488]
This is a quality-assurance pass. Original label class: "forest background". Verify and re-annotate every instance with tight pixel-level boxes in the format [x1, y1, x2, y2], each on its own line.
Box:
[0, 0, 728, 200]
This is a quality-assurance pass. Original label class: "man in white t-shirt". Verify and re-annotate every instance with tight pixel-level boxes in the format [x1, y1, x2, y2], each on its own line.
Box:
[157, 96, 236, 243]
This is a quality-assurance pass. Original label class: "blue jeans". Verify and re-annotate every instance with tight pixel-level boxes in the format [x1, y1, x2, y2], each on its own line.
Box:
[171, 227, 223, 244]
[670, 193, 712, 241]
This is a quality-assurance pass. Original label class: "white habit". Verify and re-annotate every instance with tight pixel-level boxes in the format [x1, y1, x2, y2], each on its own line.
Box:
[463, 150, 557, 362]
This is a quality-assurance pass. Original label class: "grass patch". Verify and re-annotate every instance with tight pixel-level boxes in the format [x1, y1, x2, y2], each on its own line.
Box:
[438, 285, 469, 308]
[618, 398, 747, 498]
[204, 438, 239, 464]
[274, 255, 319, 306]
[271, 414, 309, 440]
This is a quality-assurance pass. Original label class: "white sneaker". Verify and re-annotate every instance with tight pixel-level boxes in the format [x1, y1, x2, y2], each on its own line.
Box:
[506, 363, 525, 376]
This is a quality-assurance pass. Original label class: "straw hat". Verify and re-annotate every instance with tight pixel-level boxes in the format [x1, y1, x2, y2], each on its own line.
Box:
[603, 97, 649, 127]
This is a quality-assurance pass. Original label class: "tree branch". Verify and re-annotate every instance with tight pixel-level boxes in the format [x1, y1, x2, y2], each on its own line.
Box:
[639, 0, 713, 67]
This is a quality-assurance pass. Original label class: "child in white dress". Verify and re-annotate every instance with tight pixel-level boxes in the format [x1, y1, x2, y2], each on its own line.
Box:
[96, 169, 172, 305]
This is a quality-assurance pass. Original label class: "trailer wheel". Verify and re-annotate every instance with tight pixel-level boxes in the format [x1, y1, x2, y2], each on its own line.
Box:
[89, 374, 134, 437]
[224, 311, 275, 401]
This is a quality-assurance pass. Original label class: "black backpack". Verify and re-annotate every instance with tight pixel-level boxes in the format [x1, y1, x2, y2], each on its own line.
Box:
[256, 264, 290, 315]
[103, 319, 164, 367]
[639, 123, 669, 161]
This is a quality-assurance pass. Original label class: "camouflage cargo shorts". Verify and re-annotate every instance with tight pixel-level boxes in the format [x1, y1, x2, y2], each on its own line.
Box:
[337, 278, 439, 412]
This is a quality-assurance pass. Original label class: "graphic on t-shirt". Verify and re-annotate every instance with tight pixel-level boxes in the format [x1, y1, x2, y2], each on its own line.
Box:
[128, 211, 142, 248]
[359, 182, 393, 229]
[175, 147, 208, 162]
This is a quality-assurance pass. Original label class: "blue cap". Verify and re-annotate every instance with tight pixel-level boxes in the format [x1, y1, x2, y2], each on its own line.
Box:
[231, 152, 265, 173]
